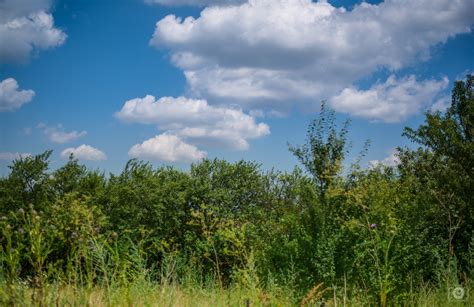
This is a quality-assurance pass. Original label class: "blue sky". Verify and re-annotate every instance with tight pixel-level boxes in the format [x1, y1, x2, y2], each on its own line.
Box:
[1, 0, 473, 175]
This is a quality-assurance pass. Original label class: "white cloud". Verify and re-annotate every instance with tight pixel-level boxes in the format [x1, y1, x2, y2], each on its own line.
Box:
[0, 0, 66, 64]
[129, 134, 207, 163]
[0, 78, 35, 112]
[430, 96, 451, 112]
[145, 0, 244, 6]
[150, 0, 474, 114]
[116, 95, 270, 150]
[369, 150, 400, 168]
[329, 75, 449, 122]
[60, 145, 107, 161]
[0, 152, 31, 161]
[38, 124, 87, 144]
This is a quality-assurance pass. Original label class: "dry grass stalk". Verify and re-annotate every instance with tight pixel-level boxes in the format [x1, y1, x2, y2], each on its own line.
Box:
[300, 283, 330, 306]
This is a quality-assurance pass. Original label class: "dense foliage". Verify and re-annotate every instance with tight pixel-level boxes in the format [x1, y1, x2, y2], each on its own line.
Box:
[1, 76, 473, 305]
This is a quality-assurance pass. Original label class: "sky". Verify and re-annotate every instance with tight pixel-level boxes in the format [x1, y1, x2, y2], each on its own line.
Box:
[0, 0, 473, 175]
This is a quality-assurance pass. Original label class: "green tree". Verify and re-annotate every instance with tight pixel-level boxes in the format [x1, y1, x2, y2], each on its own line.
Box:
[282, 102, 351, 287]
[288, 101, 350, 203]
[51, 154, 87, 196]
[400, 74, 473, 275]
[0, 151, 53, 214]
[403, 74, 473, 179]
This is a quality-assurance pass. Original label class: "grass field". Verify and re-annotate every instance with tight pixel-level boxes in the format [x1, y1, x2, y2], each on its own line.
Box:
[1, 276, 472, 306]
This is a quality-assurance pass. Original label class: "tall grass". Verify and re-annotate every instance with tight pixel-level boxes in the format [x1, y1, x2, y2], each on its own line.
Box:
[1, 231, 472, 306]
[1, 275, 471, 306]
[0, 220, 296, 306]
[0, 207, 471, 306]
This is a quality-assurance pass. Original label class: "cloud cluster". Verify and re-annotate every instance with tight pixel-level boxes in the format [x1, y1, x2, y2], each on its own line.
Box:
[369, 150, 400, 168]
[116, 95, 269, 149]
[60, 145, 107, 161]
[0, 152, 31, 161]
[129, 134, 207, 162]
[38, 123, 87, 144]
[0, 78, 35, 112]
[330, 75, 449, 122]
[116, 95, 269, 162]
[151, 0, 474, 115]
[0, 0, 66, 64]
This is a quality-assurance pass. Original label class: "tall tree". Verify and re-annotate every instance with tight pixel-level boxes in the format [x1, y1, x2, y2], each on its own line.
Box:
[289, 101, 350, 202]
[401, 74, 473, 273]
[404, 74, 473, 179]
[0, 151, 53, 213]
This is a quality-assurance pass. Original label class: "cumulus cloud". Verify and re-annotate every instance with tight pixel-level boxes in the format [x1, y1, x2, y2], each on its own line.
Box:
[329, 75, 449, 122]
[145, 0, 244, 6]
[0, 152, 31, 161]
[0, 0, 66, 64]
[116, 95, 270, 150]
[0, 78, 35, 112]
[150, 0, 474, 114]
[129, 134, 207, 163]
[369, 150, 400, 168]
[60, 145, 107, 161]
[38, 124, 87, 144]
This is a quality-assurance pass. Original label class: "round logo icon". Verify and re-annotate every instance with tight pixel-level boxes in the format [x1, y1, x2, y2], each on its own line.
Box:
[452, 287, 465, 300]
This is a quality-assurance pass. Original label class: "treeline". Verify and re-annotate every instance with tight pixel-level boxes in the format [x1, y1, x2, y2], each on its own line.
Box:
[0, 75, 472, 305]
